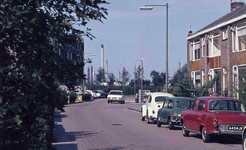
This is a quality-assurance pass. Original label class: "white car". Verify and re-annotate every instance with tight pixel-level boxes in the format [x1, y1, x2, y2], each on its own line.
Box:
[107, 90, 126, 104]
[86, 90, 98, 99]
[141, 92, 174, 124]
[92, 90, 101, 98]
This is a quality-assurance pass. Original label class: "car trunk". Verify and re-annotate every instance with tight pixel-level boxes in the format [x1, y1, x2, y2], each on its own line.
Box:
[213, 112, 246, 123]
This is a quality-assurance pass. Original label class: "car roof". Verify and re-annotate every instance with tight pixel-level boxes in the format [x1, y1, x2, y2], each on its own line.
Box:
[109, 90, 122, 92]
[166, 97, 195, 100]
[196, 96, 240, 102]
[150, 92, 174, 97]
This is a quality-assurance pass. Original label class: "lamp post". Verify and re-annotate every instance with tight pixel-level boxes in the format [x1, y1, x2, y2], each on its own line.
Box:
[140, 3, 168, 93]
[82, 53, 96, 95]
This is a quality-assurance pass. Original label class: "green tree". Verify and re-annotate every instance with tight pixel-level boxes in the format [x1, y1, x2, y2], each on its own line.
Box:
[121, 67, 130, 86]
[0, 0, 108, 149]
[150, 70, 166, 86]
[96, 68, 105, 84]
[108, 73, 115, 86]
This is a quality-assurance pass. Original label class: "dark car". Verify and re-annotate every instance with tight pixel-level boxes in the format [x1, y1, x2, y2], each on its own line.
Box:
[157, 97, 195, 130]
[98, 90, 108, 98]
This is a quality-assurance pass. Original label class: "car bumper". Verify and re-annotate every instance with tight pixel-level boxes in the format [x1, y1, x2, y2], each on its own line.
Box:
[171, 119, 183, 125]
[210, 124, 246, 135]
[149, 116, 157, 121]
[210, 130, 242, 135]
[108, 99, 125, 102]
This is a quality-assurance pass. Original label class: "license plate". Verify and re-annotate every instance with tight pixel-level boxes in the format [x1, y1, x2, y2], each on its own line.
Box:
[228, 126, 244, 131]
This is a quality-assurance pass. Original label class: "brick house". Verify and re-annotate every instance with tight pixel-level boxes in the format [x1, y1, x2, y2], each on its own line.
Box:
[187, 2, 246, 97]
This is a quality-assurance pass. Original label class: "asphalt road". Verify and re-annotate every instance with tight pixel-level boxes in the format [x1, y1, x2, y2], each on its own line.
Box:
[52, 96, 242, 150]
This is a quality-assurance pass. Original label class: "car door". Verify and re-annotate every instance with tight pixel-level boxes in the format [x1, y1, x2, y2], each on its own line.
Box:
[163, 99, 173, 123]
[193, 100, 205, 132]
[158, 99, 168, 122]
[159, 99, 169, 123]
[146, 95, 152, 116]
[185, 100, 199, 130]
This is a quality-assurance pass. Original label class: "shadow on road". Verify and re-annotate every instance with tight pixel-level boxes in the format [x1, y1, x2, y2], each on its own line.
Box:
[188, 133, 242, 145]
[53, 124, 99, 150]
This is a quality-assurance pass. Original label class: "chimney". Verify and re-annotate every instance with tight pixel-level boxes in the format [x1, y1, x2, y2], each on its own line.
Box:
[231, 1, 244, 11]
[101, 44, 104, 70]
[106, 60, 108, 82]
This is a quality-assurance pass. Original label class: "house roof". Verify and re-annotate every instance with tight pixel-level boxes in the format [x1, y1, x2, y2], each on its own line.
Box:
[187, 4, 246, 40]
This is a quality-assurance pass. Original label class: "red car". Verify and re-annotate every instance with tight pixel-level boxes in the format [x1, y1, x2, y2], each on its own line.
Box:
[181, 97, 246, 143]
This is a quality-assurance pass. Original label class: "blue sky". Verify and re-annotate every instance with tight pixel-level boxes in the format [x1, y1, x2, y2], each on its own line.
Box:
[82, 0, 244, 80]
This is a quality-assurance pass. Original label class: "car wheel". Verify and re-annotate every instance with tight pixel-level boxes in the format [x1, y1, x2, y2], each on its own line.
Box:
[157, 116, 161, 127]
[168, 118, 174, 130]
[146, 111, 151, 124]
[141, 116, 145, 121]
[182, 123, 189, 137]
[108, 101, 110, 104]
[201, 126, 211, 143]
[243, 133, 246, 150]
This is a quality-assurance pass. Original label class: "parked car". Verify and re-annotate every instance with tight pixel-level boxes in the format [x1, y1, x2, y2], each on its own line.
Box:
[141, 92, 174, 124]
[92, 90, 101, 98]
[107, 90, 126, 104]
[243, 126, 246, 150]
[86, 90, 97, 99]
[157, 97, 195, 129]
[98, 90, 108, 98]
[181, 97, 246, 143]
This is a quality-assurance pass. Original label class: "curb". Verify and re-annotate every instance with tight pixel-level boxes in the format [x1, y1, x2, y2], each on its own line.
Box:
[128, 108, 141, 113]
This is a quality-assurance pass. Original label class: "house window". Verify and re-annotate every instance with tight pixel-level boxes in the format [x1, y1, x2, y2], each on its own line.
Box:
[193, 41, 200, 61]
[237, 26, 246, 51]
[208, 34, 221, 57]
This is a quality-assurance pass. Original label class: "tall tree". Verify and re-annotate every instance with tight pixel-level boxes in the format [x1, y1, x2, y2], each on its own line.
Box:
[121, 67, 130, 86]
[96, 68, 105, 84]
[108, 73, 115, 86]
[0, 0, 108, 149]
[150, 70, 166, 86]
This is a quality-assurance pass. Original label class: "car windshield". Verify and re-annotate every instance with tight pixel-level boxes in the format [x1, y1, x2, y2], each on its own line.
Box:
[175, 100, 193, 110]
[155, 96, 167, 102]
[209, 99, 245, 112]
[109, 92, 122, 95]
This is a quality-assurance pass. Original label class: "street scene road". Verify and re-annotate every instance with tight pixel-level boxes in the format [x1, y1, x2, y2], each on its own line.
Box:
[52, 97, 242, 150]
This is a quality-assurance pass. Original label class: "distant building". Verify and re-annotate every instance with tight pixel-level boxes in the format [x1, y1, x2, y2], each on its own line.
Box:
[187, 2, 246, 97]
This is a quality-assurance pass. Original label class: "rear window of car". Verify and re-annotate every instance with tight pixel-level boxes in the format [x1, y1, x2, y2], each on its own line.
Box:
[155, 96, 167, 102]
[109, 92, 122, 95]
[175, 100, 193, 110]
[209, 99, 245, 112]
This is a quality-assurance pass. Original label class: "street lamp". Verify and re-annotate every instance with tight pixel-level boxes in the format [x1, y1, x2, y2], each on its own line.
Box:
[140, 3, 169, 93]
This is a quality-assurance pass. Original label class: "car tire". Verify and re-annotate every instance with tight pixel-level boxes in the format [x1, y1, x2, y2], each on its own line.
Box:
[108, 101, 110, 104]
[168, 118, 174, 130]
[157, 117, 161, 127]
[182, 123, 189, 137]
[146, 111, 151, 124]
[243, 133, 246, 150]
[201, 126, 211, 143]
[141, 116, 145, 121]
